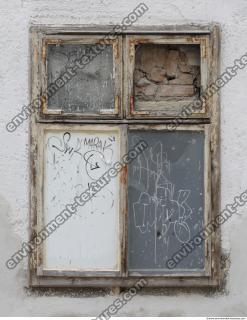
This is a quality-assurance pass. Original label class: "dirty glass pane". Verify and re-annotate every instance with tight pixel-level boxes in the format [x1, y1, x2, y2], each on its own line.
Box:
[134, 44, 201, 112]
[128, 130, 205, 273]
[47, 44, 115, 114]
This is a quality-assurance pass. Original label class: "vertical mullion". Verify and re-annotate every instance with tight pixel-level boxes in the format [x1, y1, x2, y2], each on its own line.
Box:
[120, 124, 128, 277]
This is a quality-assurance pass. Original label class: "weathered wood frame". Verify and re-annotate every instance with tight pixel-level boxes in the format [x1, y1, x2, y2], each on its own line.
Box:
[35, 123, 125, 277]
[39, 35, 123, 119]
[29, 24, 220, 288]
[126, 124, 211, 277]
[124, 34, 209, 119]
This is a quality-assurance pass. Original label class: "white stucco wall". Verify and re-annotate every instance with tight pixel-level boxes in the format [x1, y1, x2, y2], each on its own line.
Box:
[0, 0, 247, 316]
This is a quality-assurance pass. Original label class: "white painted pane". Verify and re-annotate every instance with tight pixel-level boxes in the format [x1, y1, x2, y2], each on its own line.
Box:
[43, 128, 120, 271]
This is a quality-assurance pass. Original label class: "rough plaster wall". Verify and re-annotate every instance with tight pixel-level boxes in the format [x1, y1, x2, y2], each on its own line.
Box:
[0, 0, 247, 316]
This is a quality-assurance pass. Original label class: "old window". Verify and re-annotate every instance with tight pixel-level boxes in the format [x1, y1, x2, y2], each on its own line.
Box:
[30, 25, 220, 288]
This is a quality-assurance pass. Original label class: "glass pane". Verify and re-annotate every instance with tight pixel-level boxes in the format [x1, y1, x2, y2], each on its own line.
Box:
[128, 130, 205, 273]
[47, 44, 115, 114]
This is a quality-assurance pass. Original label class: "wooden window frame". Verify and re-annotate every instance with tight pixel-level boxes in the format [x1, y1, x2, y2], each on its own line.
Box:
[126, 124, 211, 278]
[39, 35, 122, 120]
[124, 35, 209, 119]
[35, 123, 126, 278]
[29, 24, 220, 288]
